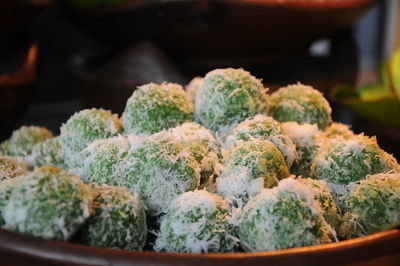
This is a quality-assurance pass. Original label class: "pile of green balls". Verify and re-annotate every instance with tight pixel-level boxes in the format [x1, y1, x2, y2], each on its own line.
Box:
[0, 68, 399, 254]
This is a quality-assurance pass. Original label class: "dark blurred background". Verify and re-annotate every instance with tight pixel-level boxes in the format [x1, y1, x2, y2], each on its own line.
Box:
[0, 0, 399, 157]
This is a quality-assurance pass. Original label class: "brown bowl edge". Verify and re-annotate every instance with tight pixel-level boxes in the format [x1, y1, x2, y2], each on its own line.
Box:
[0, 228, 399, 265]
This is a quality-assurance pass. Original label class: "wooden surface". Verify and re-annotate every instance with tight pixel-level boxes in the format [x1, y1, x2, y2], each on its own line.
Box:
[0, 228, 399, 265]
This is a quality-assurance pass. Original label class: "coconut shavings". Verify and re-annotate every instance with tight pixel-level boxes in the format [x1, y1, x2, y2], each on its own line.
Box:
[155, 190, 238, 253]
[225, 114, 298, 167]
[122, 82, 194, 136]
[195, 68, 268, 139]
[239, 178, 336, 252]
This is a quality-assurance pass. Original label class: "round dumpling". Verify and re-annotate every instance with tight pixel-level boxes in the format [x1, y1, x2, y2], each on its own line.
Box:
[78, 184, 147, 250]
[195, 68, 268, 138]
[239, 178, 335, 252]
[217, 139, 289, 206]
[122, 82, 194, 136]
[225, 114, 297, 167]
[118, 132, 201, 216]
[2, 166, 93, 241]
[296, 177, 339, 228]
[30, 137, 66, 169]
[0, 177, 25, 226]
[81, 136, 131, 186]
[0, 154, 28, 181]
[324, 122, 355, 139]
[59, 108, 122, 169]
[186, 77, 204, 103]
[0, 126, 53, 158]
[339, 173, 400, 239]
[168, 122, 222, 187]
[281, 122, 324, 177]
[311, 134, 400, 196]
[155, 190, 238, 253]
[267, 83, 332, 130]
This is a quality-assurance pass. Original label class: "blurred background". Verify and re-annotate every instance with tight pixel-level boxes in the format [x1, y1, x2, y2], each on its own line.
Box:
[0, 0, 399, 157]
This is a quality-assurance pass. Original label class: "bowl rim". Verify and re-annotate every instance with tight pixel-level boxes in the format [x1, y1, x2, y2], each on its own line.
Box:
[0, 227, 399, 265]
[72, 0, 375, 16]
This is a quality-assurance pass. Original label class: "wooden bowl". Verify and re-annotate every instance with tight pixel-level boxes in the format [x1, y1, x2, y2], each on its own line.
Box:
[0, 42, 39, 141]
[61, 0, 374, 64]
[0, 227, 399, 265]
[0, 0, 53, 35]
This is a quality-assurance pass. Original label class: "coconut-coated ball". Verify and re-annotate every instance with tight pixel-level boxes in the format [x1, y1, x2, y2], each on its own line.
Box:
[0, 126, 53, 158]
[118, 132, 201, 216]
[296, 177, 339, 228]
[59, 108, 122, 169]
[122, 82, 194, 136]
[195, 68, 268, 138]
[281, 122, 324, 177]
[217, 139, 289, 206]
[324, 122, 355, 139]
[168, 122, 222, 187]
[155, 190, 238, 253]
[2, 166, 93, 241]
[311, 134, 400, 186]
[30, 137, 66, 169]
[78, 184, 147, 250]
[267, 83, 332, 130]
[339, 173, 400, 239]
[0, 154, 28, 181]
[81, 136, 131, 186]
[225, 114, 297, 167]
[0, 177, 25, 226]
[186, 77, 204, 103]
[239, 178, 335, 252]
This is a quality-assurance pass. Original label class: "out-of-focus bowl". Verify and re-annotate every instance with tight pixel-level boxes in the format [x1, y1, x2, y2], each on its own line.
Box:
[70, 42, 186, 115]
[0, 227, 399, 265]
[0, 0, 53, 35]
[0, 42, 39, 141]
[61, 0, 374, 67]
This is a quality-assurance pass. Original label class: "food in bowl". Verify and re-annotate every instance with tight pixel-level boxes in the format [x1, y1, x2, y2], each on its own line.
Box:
[59, 108, 123, 170]
[0, 67, 399, 254]
[267, 83, 332, 130]
[122, 82, 194, 136]
[195, 68, 268, 139]
[0, 126, 53, 158]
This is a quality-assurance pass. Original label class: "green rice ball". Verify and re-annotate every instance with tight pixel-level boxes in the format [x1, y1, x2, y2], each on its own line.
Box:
[186, 77, 204, 103]
[30, 137, 66, 169]
[0, 177, 25, 226]
[324, 122, 355, 139]
[59, 108, 122, 169]
[282, 122, 324, 177]
[339, 173, 400, 239]
[2, 166, 93, 241]
[296, 177, 339, 228]
[122, 82, 194, 136]
[239, 178, 335, 252]
[311, 134, 400, 187]
[155, 190, 238, 253]
[168, 122, 222, 187]
[78, 184, 147, 250]
[267, 83, 332, 130]
[81, 136, 131, 186]
[0, 126, 53, 158]
[0, 154, 28, 181]
[195, 68, 268, 138]
[217, 139, 290, 206]
[118, 132, 201, 216]
[225, 114, 297, 167]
